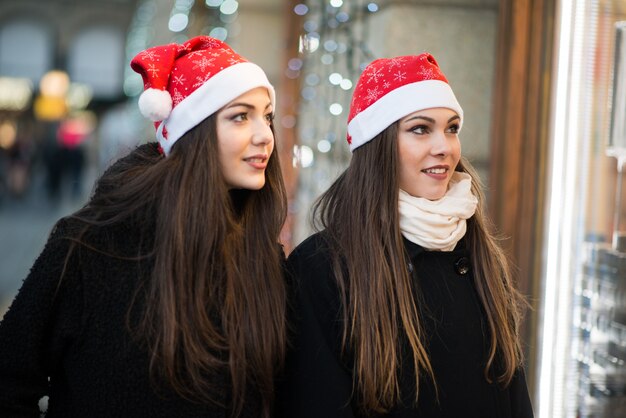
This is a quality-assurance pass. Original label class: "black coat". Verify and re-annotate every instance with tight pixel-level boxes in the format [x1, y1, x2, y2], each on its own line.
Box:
[279, 232, 533, 418]
[0, 145, 263, 418]
[0, 215, 264, 418]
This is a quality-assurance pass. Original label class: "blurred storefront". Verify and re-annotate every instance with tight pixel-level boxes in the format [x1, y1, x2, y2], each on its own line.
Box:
[533, 1, 626, 416]
[0, 0, 288, 199]
[0, 0, 139, 203]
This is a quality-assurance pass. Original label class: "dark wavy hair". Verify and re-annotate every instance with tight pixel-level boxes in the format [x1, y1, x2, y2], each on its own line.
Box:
[67, 113, 288, 417]
[313, 121, 525, 414]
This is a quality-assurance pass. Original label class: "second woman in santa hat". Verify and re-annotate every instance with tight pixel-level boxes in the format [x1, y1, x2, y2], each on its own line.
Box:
[280, 53, 533, 417]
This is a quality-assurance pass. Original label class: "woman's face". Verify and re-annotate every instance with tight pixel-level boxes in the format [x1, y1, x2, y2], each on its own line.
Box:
[397, 107, 461, 200]
[216, 87, 274, 190]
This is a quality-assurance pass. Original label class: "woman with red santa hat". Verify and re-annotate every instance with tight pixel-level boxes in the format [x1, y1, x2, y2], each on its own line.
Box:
[279, 53, 533, 417]
[0, 36, 287, 418]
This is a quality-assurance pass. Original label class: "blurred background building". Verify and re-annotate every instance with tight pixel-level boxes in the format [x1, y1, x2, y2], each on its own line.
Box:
[0, 0, 625, 416]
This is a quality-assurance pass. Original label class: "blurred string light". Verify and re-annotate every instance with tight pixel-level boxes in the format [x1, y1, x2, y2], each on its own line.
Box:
[339, 78, 352, 90]
[305, 73, 320, 85]
[289, 58, 304, 71]
[123, 0, 158, 97]
[328, 72, 342, 85]
[293, 145, 314, 168]
[209, 27, 228, 40]
[168, 0, 195, 33]
[124, 0, 231, 97]
[299, 33, 320, 53]
[204, 0, 240, 39]
[288, 0, 382, 232]
[220, 0, 238, 15]
[301, 87, 315, 100]
[169, 14, 189, 32]
[285, 57, 303, 79]
[317, 139, 331, 153]
[367, 2, 379, 12]
[336, 12, 349, 23]
[329, 103, 343, 115]
[294, 4, 309, 15]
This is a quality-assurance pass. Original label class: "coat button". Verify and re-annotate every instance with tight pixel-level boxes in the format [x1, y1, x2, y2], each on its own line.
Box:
[454, 257, 470, 275]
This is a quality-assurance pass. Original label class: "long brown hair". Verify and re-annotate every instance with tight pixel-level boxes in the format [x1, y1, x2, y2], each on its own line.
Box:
[70, 113, 288, 417]
[313, 122, 525, 414]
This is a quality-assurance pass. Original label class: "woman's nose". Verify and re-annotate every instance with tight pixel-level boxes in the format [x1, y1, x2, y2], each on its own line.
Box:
[252, 118, 273, 146]
[431, 131, 452, 155]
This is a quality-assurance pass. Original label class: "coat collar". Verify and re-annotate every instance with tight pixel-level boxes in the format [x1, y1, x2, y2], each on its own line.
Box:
[402, 235, 467, 259]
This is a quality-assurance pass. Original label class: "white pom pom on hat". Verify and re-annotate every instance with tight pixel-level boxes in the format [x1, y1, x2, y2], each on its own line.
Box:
[137, 88, 173, 122]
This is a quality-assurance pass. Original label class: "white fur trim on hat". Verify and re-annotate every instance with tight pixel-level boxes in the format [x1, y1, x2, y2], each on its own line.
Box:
[156, 62, 275, 156]
[347, 79, 463, 152]
[138, 88, 173, 122]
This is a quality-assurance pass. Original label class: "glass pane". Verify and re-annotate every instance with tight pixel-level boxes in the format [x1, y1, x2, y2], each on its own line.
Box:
[538, 1, 626, 417]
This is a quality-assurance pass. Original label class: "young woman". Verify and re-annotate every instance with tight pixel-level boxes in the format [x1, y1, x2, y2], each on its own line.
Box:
[280, 53, 533, 417]
[0, 36, 287, 418]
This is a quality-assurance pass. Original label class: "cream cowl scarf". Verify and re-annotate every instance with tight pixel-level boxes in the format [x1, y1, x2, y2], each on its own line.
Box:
[399, 172, 478, 251]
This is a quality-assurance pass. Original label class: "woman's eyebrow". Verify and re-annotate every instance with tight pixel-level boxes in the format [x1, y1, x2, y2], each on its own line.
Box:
[402, 115, 435, 124]
[225, 101, 272, 110]
[402, 114, 460, 124]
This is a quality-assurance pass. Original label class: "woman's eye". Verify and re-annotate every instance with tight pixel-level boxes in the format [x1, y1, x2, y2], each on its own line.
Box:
[447, 123, 460, 134]
[410, 125, 428, 135]
[265, 113, 275, 124]
[232, 113, 248, 122]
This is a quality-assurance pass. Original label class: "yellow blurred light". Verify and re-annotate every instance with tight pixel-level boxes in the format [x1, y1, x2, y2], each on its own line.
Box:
[0, 120, 17, 150]
[34, 96, 67, 121]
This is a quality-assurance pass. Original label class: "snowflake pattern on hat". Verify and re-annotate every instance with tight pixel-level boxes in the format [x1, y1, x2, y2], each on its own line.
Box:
[348, 54, 448, 124]
[346, 53, 463, 152]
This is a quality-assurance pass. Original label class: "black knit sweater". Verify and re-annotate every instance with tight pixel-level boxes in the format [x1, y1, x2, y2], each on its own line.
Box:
[0, 202, 261, 416]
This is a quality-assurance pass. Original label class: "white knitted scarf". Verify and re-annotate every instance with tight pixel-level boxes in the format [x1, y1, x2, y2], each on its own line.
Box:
[399, 172, 478, 251]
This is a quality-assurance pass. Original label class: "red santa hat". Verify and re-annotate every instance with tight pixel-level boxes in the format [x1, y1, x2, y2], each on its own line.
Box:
[131, 36, 275, 156]
[347, 53, 463, 152]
